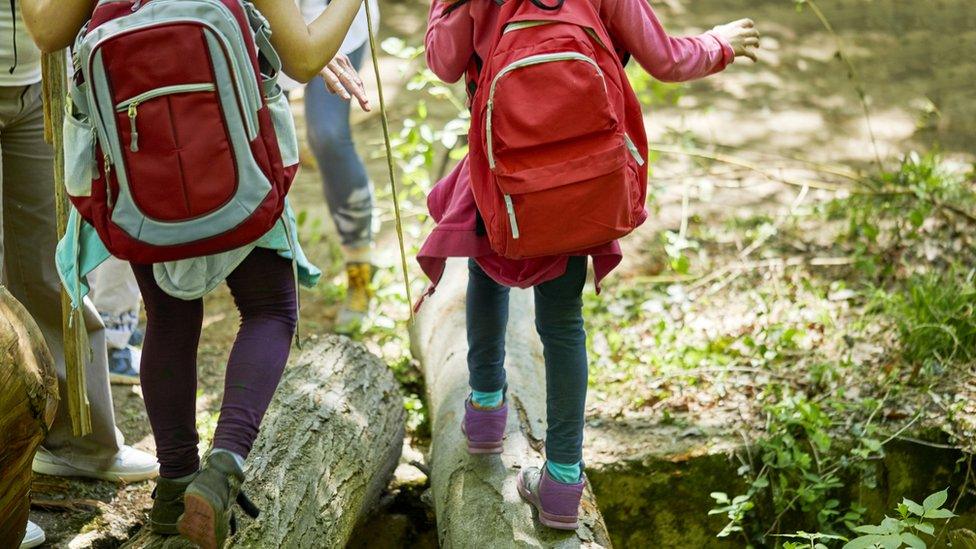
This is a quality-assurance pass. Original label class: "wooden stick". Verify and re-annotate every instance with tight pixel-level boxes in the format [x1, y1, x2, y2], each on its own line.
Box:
[41, 51, 92, 437]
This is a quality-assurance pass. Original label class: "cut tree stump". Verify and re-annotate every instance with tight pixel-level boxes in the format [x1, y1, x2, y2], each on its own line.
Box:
[0, 286, 59, 547]
[124, 336, 405, 548]
[410, 259, 612, 548]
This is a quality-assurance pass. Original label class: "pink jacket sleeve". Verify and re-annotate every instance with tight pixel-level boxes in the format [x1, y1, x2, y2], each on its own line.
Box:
[425, 0, 475, 83]
[602, 0, 734, 82]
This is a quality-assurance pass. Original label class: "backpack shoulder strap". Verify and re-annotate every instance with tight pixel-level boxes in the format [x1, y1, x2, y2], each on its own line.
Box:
[243, 1, 282, 97]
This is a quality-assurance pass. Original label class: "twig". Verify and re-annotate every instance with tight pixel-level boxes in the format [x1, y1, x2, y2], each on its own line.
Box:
[649, 145, 850, 192]
[802, 0, 884, 171]
[30, 498, 101, 513]
[883, 435, 960, 451]
[651, 144, 976, 225]
[878, 413, 923, 447]
[936, 454, 973, 544]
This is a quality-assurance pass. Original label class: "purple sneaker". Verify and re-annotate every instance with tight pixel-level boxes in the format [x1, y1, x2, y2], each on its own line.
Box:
[461, 398, 508, 454]
[517, 465, 584, 531]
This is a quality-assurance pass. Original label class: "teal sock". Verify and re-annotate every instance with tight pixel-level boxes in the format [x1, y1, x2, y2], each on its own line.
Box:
[546, 460, 582, 484]
[471, 389, 504, 408]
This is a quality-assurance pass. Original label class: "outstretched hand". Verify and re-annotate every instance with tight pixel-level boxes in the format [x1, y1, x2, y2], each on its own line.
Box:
[321, 53, 372, 111]
[711, 18, 761, 63]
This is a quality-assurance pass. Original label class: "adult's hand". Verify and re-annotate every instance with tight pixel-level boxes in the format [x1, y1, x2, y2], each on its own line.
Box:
[711, 18, 761, 63]
[321, 53, 372, 112]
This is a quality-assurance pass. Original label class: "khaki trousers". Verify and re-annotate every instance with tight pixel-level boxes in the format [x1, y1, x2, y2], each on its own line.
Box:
[0, 83, 120, 464]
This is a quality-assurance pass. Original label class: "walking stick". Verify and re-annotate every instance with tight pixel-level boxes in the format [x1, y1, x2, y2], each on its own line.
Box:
[41, 51, 93, 437]
[363, 0, 414, 322]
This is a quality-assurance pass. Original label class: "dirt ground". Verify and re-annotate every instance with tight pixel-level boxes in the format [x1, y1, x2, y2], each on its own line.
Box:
[27, 0, 976, 546]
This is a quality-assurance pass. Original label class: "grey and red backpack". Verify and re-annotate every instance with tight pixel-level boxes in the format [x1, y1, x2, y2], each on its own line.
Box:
[65, 0, 298, 263]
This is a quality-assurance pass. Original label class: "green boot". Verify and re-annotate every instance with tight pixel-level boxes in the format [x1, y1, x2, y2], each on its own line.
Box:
[148, 474, 196, 535]
[178, 452, 257, 549]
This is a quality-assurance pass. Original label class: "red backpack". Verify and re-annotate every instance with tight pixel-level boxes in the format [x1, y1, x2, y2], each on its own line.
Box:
[63, 0, 298, 263]
[467, 0, 649, 260]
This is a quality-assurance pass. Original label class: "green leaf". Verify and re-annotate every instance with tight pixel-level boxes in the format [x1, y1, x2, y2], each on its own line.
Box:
[903, 498, 925, 516]
[915, 522, 935, 536]
[922, 508, 956, 519]
[900, 532, 927, 549]
[922, 489, 949, 511]
[853, 525, 888, 535]
[710, 492, 730, 504]
[843, 535, 886, 549]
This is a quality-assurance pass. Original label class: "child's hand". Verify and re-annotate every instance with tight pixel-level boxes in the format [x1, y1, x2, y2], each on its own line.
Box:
[711, 19, 760, 63]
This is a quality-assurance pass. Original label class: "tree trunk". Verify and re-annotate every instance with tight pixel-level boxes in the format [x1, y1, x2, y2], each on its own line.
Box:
[0, 286, 59, 547]
[410, 259, 612, 548]
[125, 336, 405, 548]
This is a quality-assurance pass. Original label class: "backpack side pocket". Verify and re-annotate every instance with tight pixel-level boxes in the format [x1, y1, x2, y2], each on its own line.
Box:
[266, 87, 299, 167]
[63, 105, 96, 198]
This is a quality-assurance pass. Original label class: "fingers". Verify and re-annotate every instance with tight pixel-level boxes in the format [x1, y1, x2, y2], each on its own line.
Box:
[321, 66, 350, 100]
[336, 65, 372, 112]
[322, 56, 372, 111]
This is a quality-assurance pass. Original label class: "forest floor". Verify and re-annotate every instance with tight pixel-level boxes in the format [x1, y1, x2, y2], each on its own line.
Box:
[29, 0, 976, 547]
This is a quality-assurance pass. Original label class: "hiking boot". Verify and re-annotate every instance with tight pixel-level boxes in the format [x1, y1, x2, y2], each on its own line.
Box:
[178, 452, 258, 549]
[517, 465, 585, 531]
[461, 397, 508, 454]
[149, 474, 196, 535]
[334, 262, 374, 335]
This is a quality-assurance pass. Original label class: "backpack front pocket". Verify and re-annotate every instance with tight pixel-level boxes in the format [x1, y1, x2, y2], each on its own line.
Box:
[493, 140, 636, 258]
[113, 83, 238, 222]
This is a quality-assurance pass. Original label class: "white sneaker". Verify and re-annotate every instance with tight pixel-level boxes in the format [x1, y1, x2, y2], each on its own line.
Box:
[33, 445, 159, 482]
[20, 521, 45, 548]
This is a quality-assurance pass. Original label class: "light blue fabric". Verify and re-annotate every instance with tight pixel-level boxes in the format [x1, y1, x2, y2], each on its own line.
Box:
[471, 389, 504, 408]
[546, 461, 582, 484]
[56, 200, 320, 309]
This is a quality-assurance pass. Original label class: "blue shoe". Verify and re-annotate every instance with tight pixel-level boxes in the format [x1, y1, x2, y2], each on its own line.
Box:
[109, 346, 141, 385]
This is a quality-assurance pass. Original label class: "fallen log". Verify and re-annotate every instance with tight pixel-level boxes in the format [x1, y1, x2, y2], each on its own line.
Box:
[125, 336, 405, 548]
[0, 286, 59, 547]
[410, 259, 612, 547]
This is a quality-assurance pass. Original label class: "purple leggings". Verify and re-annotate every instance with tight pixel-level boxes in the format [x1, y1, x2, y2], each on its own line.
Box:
[131, 248, 297, 478]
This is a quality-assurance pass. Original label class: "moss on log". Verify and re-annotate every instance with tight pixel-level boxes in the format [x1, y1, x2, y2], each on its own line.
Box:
[410, 260, 612, 548]
[125, 336, 405, 548]
[0, 286, 59, 547]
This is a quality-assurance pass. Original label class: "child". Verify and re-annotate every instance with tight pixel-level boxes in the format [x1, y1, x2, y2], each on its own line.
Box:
[24, 0, 370, 547]
[419, 0, 759, 531]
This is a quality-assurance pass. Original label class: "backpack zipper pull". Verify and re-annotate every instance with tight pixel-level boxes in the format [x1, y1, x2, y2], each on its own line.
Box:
[504, 194, 520, 240]
[127, 103, 139, 152]
[103, 153, 115, 208]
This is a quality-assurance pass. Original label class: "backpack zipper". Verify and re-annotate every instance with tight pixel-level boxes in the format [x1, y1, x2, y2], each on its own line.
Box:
[115, 83, 216, 153]
[485, 51, 605, 169]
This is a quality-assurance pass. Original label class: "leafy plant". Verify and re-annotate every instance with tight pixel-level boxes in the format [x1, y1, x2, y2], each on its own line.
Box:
[869, 268, 976, 379]
[841, 489, 956, 549]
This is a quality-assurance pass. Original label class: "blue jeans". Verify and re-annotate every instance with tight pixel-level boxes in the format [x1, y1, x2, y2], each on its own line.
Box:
[466, 257, 589, 464]
[303, 44, 373, 249]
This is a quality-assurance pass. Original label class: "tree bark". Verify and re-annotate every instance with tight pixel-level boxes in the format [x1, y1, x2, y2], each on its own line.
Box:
[410, 259, 613, 548]
[125, 336, 405, 548]
[0, 286, 59, 547]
